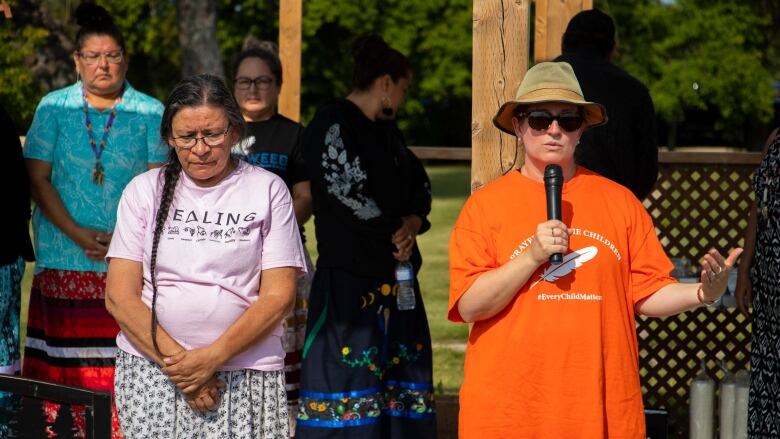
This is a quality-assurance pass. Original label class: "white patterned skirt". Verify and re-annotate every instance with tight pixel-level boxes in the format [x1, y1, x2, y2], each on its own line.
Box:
[115, 350, 289, 438]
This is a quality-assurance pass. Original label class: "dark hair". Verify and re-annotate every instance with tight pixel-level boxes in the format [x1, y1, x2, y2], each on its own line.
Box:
[351, 34, 412, 91]
[74, 3, 125, 52]
[561, 9, 615, 58]
[149, 74, 246, 357]
[231, 45, 283, 86]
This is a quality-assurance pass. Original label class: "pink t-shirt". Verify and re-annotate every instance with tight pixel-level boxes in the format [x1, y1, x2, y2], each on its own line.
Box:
[107, 160, 306, 371]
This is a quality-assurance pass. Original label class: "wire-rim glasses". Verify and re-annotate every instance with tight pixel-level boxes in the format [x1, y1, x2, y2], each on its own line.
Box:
[171, 127, 231, 149]
[77, 50, 124, 65]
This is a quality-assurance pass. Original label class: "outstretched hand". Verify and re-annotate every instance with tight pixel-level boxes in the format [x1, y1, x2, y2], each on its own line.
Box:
[698, 248, 743, 304]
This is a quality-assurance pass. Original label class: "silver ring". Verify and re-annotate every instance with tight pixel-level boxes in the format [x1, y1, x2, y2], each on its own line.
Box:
[715, 265, 723, 275]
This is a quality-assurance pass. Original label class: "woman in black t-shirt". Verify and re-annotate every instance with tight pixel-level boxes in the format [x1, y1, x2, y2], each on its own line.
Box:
[231, 42, 313, 437]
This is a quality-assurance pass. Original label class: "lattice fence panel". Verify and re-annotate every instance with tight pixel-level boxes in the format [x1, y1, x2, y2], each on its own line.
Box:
[644, 161, 756, 267]
[638, 155, 759, 438]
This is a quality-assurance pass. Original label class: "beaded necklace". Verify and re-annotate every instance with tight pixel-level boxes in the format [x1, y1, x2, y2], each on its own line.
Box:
[82, 86, 124, 185]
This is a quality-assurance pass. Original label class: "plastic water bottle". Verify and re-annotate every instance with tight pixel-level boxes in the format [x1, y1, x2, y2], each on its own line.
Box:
[395, 260, 416, 310]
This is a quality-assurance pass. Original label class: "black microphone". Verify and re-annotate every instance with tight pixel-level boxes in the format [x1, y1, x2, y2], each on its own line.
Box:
[544, 164, 563, 265]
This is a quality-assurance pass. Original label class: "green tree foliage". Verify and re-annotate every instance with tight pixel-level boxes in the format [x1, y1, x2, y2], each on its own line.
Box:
[600, 0, 776, 146]
[5, 0, 777, 148]
[300, 0, 472, 145]
[217, 0, 278, 66]
[0, 20, 48, 127]
[1, 0, 181, 130]
[95, 1, 180, 100]
[4, 0, 473, 145]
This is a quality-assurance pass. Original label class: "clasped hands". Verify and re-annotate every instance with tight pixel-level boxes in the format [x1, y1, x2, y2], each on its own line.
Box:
[73, 226, 112, 261]
[161, 346, 225, 413]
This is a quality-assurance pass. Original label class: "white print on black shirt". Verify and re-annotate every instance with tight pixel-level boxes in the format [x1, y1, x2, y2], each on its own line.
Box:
[164, 208, 256, 243]
[232, 135, 256, 156]
[321, 123, 381, 220]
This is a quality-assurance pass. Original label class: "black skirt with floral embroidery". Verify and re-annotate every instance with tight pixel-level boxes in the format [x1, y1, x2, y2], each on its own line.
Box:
[296, 268, 437, 438]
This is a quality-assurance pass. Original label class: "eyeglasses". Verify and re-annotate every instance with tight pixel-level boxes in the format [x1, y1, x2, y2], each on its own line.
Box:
[77, 50, 124, 65]
[171, 127, 231, 149]
[518, 110, 584, 132]
[234, 76, 275, 90]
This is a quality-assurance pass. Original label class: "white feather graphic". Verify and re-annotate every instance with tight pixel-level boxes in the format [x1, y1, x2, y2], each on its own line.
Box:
[537, 246, 598, 283]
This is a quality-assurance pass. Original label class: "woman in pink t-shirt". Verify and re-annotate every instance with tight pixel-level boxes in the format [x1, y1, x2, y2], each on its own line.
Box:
[105, 74, 306, 438]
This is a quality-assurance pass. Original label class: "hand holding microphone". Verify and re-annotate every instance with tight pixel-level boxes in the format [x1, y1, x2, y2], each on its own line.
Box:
[544, 164, 564, 265]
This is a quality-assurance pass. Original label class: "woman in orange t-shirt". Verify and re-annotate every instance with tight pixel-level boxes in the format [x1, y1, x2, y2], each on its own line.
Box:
[448, 61, 742, 438]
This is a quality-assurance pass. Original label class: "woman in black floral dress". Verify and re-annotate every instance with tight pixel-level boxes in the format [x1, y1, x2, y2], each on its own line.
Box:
[736, 127, 780, 437]
[296, 34, 436, 438]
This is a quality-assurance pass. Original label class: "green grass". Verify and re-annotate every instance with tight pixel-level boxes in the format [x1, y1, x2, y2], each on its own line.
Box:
[433, 347, 466, 394]
[416, 164, 471, 343]
[20, 163, 472, 394]
[411, 163, 472, 394]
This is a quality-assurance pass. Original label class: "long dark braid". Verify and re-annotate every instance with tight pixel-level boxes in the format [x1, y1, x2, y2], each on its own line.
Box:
[148, 74, 246, 358]
[149, 149, 180, 358]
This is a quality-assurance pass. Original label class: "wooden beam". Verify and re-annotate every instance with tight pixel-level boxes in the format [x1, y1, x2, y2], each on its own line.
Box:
[658, 151, 762, 165]
[533, 0, 592, 62]
[409, 146, 472, 161]
[471, 0, 530, 192]
[278, 0, 302, 121]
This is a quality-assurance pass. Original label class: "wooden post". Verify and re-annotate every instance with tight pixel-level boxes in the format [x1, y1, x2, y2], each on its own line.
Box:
[1, 0, 13, 19]
[534, 0, 592, 62]
[471, 0, 530, 192]
[278, 0, 302, 121]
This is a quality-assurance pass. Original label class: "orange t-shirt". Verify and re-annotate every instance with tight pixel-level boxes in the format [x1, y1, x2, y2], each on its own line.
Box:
[449, 169, 675, 439]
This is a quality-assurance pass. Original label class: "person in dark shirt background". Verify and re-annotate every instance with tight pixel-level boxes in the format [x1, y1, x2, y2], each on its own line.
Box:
[230, 40, 313, 437]
[555, 8, 659, 200]
[296, 34, 436, 438]
[1, 102, 35, 436]
[1, 102, 35, 372]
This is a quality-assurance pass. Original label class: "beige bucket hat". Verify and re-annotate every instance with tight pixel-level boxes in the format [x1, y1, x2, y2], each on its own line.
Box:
[492, 61, 607, 135]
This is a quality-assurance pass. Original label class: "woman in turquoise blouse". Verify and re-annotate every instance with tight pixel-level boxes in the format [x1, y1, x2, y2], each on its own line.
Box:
[22, 4, 165, 437]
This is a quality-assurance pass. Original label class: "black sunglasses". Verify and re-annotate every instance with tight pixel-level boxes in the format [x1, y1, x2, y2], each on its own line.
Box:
[518, 110, 584, 132]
